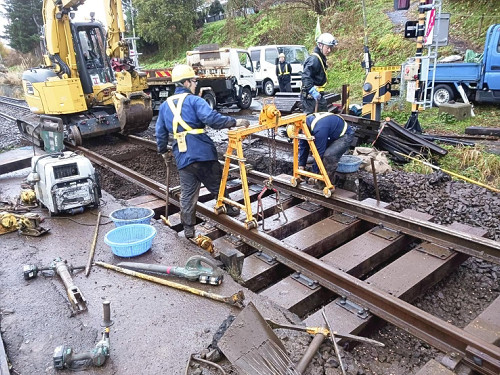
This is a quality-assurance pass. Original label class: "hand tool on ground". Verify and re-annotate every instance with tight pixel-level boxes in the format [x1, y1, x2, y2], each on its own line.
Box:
[322, 308, 346, 375]
[117, 255, 223, 285]
[53, 301, 113, 370]
[265, 319, 385, 347]
[160, 151, 172, 226]
[85, 212, 101, 277]
[95, 261, 245, 308]
[23, 257, 87, 313]
[193, 234, 215, 255]
[1, 212, 48, 236]
[395, 151, 500, 193]
[217, 302, 300, 375]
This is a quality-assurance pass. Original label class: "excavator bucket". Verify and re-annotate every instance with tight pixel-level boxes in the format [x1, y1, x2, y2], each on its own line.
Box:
[115, 92, 153, 134]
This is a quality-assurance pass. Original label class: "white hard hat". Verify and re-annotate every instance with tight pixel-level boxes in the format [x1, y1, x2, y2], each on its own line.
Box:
[279, 53, 285, 58]
[316, 33, 338, 47]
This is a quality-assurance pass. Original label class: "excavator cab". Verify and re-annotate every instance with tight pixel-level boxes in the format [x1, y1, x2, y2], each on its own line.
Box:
[75, 24, 114, 92]
[20, 0, 153, 148]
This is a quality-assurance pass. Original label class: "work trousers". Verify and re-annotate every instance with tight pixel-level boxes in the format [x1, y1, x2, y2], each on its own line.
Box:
[278, 80, 292, 92]
[301, 95, 327, 114]
[178, 160, 223, 229]
[323, 132, 355, 178]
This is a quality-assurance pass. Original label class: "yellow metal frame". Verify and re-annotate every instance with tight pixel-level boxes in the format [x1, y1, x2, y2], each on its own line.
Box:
[215, 100, 335, 230]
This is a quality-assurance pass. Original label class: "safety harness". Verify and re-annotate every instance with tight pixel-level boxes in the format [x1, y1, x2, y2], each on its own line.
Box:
[309, 113, 348, 137]
[166, 93, 205, 152]
[311, 52, 327, 92]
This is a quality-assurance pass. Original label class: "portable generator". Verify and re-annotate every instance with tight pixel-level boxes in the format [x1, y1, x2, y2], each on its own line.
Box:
[27, 152, 101, 215]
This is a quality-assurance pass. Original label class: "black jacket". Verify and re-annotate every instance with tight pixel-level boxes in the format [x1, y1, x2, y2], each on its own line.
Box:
[276, 61, 292, 84]
[301, 46, 328, 93]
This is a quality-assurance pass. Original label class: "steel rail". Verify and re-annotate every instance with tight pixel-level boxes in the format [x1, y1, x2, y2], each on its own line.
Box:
[244, 169, 500, 265]
[72, 143, 500, 374]
[88, 136, 500, 264]
[0, 111, 16, 122]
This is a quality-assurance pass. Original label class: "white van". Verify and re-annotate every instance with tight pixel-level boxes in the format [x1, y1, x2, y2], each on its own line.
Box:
[248, 45, 309, 96]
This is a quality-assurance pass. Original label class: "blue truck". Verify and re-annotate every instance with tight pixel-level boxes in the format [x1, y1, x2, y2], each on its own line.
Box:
[430, 24, 500, 106]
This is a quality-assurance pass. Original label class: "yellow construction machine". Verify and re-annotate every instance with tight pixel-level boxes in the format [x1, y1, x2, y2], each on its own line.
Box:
[21, 0, 152, 148]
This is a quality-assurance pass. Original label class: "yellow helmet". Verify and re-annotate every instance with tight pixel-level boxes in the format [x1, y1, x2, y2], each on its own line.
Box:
[171, 64, 197, 83]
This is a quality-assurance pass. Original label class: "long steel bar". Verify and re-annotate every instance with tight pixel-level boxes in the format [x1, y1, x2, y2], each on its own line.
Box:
[245, 169, 500, 265]
[72, 144, 500, 374]
[74, 143, 500, 264]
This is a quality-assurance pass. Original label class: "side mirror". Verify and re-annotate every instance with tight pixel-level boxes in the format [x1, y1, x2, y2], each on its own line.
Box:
[256, 61, 261, 71]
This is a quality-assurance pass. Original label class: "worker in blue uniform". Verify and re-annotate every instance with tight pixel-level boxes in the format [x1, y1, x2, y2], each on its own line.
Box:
[276, 53, 292, 92]
[301, 33, 338, 114]
[298, 112, 355, 186]
[155, 64, 249, 239]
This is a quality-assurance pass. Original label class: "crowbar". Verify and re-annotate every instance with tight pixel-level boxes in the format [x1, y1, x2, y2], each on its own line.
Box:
[85, 212, 101, 277]
[95, 261, 244, 308]
[160, 153, 172, 226]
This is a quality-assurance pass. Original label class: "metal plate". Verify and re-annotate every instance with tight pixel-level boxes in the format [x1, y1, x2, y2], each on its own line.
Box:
[335, 296, 370, 319]
[290, 272, 320, 290]
[369, 225, 400, 241]
[415, 242, 454, 260]
[296, 201, 321, 212]
[329, 212, 358, 225]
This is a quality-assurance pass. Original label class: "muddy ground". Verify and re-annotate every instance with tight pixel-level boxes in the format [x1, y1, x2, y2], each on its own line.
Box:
[1, 96, 500, 374]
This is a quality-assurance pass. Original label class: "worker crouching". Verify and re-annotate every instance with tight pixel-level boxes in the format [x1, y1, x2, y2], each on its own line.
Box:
[155, 64, 249, 239]
[298, 113, 355, 188]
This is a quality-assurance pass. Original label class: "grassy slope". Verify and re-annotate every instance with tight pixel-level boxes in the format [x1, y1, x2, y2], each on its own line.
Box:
[142, 0, 500, 188]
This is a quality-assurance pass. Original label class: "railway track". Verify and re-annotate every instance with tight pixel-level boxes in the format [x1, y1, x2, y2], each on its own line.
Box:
[67, 137, 500, 375]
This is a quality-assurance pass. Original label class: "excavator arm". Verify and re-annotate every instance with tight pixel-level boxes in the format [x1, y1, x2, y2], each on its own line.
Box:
[43, 0, 86, 78]
[104, 0, 153, 134]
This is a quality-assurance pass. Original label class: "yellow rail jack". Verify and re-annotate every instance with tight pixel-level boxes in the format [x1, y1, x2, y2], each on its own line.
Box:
[215, 99, 335, 230]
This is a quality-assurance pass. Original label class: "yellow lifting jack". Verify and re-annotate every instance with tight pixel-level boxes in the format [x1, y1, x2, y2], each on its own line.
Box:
[215, 99, 335, 230]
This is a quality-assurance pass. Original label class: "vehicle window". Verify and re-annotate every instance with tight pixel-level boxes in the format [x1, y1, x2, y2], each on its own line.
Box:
[279, 46, 309, 64]
[238, 52, 253, 72]
[250, 50, 260, 66]
[265, 48, 278, 64]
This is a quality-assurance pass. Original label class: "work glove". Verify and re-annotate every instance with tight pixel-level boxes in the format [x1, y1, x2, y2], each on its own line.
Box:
[308, 87, 321, 101]
[161, 151, 172, 163]
[235, 119, 250, 128]
[298, 166, 305, 171]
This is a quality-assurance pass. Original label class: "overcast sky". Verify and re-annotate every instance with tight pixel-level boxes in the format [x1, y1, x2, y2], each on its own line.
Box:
[0, 0, 107, 46]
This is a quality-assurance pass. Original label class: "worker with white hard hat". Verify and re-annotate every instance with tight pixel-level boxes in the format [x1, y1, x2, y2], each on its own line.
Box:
[301, 32, 338, 114]
[276, 52, 292, 92]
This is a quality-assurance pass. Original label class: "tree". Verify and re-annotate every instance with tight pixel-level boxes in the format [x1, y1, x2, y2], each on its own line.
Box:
[134, 0, 200, 60]
[209, 0, 224, 16]
[2, 0, 43, 54]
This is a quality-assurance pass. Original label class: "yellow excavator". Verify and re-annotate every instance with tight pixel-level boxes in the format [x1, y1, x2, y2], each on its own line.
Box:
[21, 0, 152, 147]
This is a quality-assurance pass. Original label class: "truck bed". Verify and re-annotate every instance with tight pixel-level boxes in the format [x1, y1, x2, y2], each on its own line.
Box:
[432, 62, 482, 83]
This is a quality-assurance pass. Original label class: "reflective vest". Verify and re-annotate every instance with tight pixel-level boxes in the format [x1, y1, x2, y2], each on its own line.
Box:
[311, 52, 327, 92]
[278, 63, 290, 76]
[309, 113, 347, 137]
[166, 93, 205, 152]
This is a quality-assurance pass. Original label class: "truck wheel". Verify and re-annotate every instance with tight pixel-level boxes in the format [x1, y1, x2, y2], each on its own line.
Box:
[433, 85, 454, 107]
[202, 92, 216, 109]
[237, 87, 252, 109]
[263, 80, 275, 96]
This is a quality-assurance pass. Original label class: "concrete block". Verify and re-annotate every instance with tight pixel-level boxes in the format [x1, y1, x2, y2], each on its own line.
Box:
[438, 102, 471, 120]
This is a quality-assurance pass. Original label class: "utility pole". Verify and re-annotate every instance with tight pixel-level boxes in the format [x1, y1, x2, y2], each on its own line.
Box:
[404, 0, 427, 133]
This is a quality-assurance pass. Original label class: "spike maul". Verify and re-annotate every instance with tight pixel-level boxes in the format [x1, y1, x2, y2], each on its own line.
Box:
[215, 98, 335, 230]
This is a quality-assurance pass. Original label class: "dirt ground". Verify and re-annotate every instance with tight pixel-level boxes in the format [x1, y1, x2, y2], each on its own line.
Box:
[0, 160, 302, 375]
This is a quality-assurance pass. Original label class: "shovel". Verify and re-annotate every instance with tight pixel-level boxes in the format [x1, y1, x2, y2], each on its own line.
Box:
[218, 302, 299, 375]
[160, 153, 172, 226]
